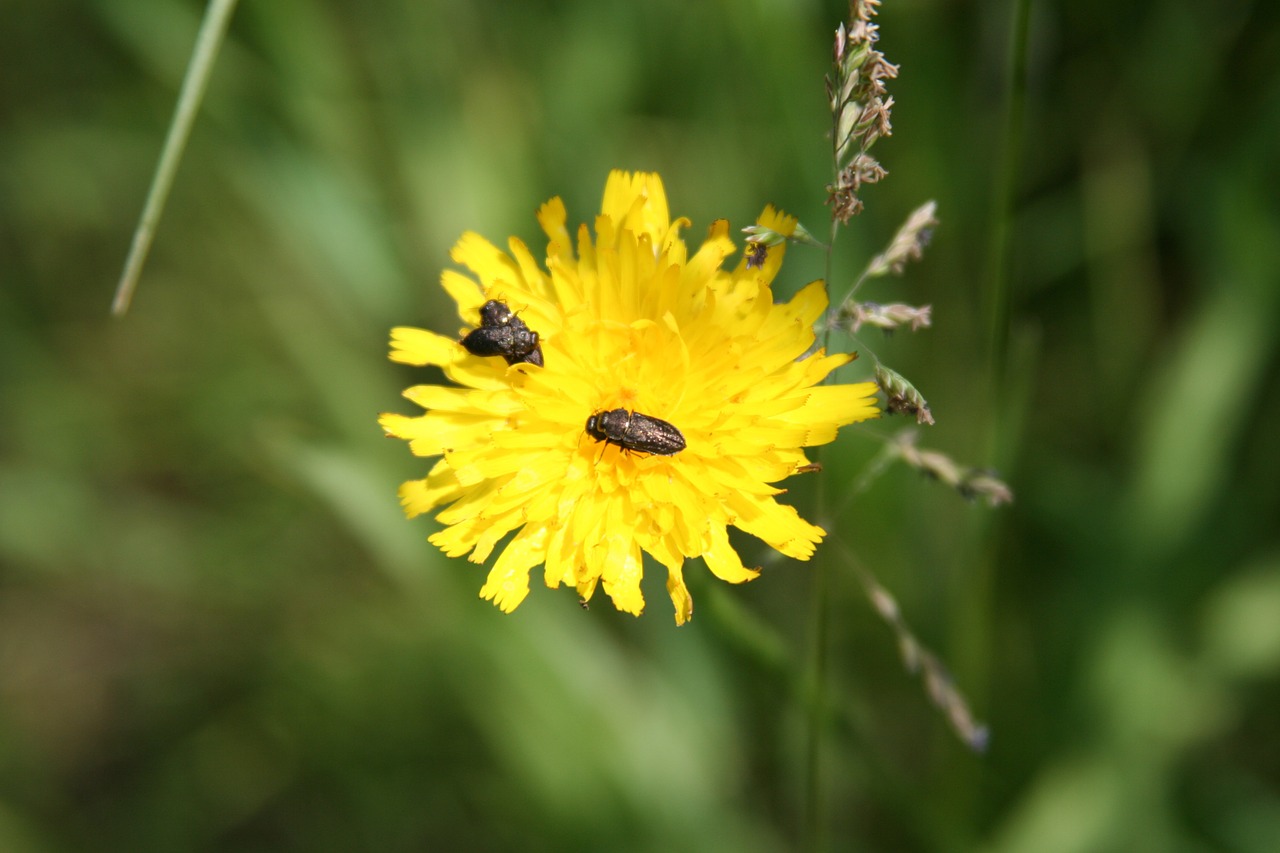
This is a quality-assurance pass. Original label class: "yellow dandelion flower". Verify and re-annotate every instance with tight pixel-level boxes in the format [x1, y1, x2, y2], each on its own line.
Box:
[380, 171, 879, 624]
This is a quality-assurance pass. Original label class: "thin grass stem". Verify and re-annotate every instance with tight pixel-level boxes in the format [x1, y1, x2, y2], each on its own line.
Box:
[800, 135, 844, 852]
[111, 0, 240, 317]
[983, 0, 1032, 376]
[967, 0, 1032, 705]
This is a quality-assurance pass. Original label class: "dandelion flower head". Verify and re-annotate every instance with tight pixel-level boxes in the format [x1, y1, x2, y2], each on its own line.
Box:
[380, 171, 879, 624]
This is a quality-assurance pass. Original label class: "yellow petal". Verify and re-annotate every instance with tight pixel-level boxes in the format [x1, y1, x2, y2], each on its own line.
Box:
[403, 384, 524, 416]
[389, 327, 463, 367]
[575, 574, 599, 604]
[451, 231, 520, 289]
[378, 411, 502, 457]
[684, 219, 736, 291]
[441, 270, 485, 322]
[602, 170, 669, 251]
[397, 460, 461, 518]
[727, 491, 825, 560]
[537, 197, 574, 265]
[543, 523, 576, 590]
[598, 533, 645, 616]
[506, 236, 555, 305]
[479, 525, 547, 613]
[703, 522, 760, 584]
[778, 382, 881, 431]
[652, 547, 693, 626]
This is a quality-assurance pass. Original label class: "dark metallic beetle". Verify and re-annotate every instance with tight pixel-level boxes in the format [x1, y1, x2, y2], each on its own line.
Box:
[585, 408, 686, 456]
[460, 299, 544, 367]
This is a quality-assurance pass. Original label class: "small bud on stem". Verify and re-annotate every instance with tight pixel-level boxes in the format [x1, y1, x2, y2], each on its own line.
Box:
[875, 364, 935, 426]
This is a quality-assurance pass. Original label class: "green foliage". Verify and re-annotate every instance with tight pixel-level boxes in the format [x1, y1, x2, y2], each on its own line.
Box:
[2, 0, 1278, 850]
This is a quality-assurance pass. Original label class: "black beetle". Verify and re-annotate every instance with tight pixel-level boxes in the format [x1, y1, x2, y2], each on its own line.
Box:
[460, 299, 544, 367]
[585, 408, 686, 456]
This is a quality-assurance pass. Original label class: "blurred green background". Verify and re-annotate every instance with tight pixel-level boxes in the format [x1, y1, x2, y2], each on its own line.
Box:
[3, 0, 1279, 850]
